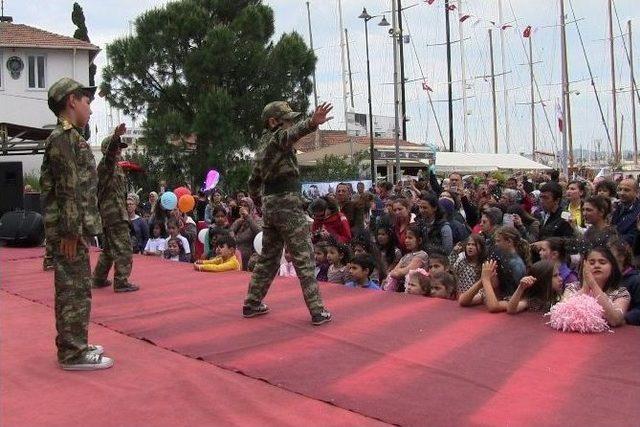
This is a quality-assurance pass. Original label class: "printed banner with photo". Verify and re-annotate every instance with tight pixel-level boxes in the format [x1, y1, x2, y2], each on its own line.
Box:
[301, 180, 373, 199]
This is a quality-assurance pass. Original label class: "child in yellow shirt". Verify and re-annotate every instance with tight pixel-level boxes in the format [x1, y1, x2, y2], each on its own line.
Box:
[194, 235, 241, 272]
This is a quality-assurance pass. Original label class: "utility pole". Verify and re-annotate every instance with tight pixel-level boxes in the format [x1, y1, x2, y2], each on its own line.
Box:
[608, 0, 619, 164]
[397, 0, 407, 141]
[489, 29, 498, 154]
[458, 0, 469, 151]
[529, 35, 536, 159]
[630, 20, 638, 165]
[445, 0, 454, 152]
[392, 0, 401, 182]
[560, 0, 570, 176]
[498, 0, 511, 152]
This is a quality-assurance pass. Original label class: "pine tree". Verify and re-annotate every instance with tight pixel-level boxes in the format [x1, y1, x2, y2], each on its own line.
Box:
[101, 0, 316, 191]
[71, 2, 97, 86]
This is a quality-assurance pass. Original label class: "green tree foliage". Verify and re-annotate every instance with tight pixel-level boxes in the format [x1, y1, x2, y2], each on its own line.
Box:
[71, 2, 97, 86]
[101, 0, 315, 191]
[301, 153, 366, 182]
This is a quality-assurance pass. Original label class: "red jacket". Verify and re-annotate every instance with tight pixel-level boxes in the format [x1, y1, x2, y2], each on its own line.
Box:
[312, 212, 352, 243]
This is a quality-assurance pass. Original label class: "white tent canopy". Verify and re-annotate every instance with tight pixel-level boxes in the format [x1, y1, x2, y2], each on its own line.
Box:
[430, 152, 552, 173]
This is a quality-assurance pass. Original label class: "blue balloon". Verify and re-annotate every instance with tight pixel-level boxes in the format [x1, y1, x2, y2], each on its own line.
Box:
[160, 191, 178, 210]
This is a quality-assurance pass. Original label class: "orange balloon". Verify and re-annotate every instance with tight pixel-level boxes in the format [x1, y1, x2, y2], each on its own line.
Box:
[178, 194, 195, 213]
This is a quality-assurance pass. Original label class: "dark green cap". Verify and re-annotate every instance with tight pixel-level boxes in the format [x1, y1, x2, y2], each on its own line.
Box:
[261, 101, 302, 123]
[47, 77, 96, 113]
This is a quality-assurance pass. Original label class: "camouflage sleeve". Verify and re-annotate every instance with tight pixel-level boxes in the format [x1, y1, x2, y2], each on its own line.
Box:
[48, 132, 82, 237]
[247, 161, 263, 201]
[101, 134, 119, 169]
[276, 118, 317, 151]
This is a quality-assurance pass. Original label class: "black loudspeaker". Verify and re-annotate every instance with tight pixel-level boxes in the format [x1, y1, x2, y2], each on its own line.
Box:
[0, 162, 23, 217]
[0, 210, 45, 247]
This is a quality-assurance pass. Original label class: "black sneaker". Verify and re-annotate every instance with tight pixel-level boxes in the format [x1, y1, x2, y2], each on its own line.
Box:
[114, 283, 140, 293]
[92, 279, 112, 289]
[311, 310, 332, 326]
[243, 303, 270, 318]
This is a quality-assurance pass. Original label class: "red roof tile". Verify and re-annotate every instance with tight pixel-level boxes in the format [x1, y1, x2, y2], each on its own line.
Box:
[297, 130, 420, 152]
[0, 22, 100, 51]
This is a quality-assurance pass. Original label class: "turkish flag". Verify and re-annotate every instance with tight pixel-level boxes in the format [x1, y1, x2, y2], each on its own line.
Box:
[460, 15, 471, 23]
[422, 82, 433, 92]
[523, 25, 532, 38]
[447, 4, 457, 10]
[425, 0, 436, 4]
[556, 102, 564, 133]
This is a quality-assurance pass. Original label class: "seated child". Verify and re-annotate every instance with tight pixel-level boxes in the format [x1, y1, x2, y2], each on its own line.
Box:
[449, 234, 485, 294]
[345, 254, 381, 290]
[376, 224, 402, 272]
[194, 235, 241, 272]
[326, 237, 352, 284]
[311, 197, 352, 244]
[164, 237, 190, 262]
[505, 260, 563, 314]
[537, 237, 577, 289]
[144, 221, 167, 256]
[166, 218, 191, 260]
[279, 249, 297, 277]
[405, 268, 431, 296]
[351, 231, 387, 284]
[428, 251, 450, 276]
[383, 225, 429, 292]
[608, 239, 640, 326]
[314, 242, 329, 282]
[428, 271, 457, 299]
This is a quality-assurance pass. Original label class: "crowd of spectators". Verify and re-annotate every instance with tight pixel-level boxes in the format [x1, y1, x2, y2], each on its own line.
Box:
[125, 168, 640, 327]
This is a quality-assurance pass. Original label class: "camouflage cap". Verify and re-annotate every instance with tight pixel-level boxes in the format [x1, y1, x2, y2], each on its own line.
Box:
[261, 101, 302, 124]
[100, 135, 128, 154]
[47, 77, 97, 112]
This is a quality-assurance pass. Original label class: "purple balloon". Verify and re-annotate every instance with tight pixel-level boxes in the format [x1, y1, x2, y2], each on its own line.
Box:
[203, 169, 220, 192]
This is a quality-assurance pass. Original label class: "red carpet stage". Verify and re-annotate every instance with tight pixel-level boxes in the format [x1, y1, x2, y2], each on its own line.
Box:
[2, 246, 639, 426]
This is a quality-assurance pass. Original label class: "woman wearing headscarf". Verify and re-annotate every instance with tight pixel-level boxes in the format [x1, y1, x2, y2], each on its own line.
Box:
[231, 197, 263, 270]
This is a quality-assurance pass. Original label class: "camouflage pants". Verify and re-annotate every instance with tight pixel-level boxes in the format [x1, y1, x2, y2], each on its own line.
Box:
[53, 239, 92, 363]
[43, 238, 55, 268]
[245, 193, 325, 315]
[93, 221, 132, 288]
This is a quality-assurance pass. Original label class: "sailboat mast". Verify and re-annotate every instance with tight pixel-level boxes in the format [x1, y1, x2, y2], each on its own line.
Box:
[630, 20, 638, 165]
[490, 29, 499, 153]
[498, 0, 510, 152]
[337, 0, 352, 161]
[458, 0, 469, 152]
[608, 0, 619, 164]
[445, 0, 454, 152]
[560, 0, 570, 176]
[529, 35, 536, 159]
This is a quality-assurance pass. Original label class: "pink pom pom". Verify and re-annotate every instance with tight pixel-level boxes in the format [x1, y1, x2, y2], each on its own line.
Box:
[545, 293, 611, 333]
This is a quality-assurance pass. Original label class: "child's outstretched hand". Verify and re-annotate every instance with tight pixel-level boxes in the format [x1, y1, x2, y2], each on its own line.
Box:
[519, 276, 536, 289]
[481, 260, 497, 280]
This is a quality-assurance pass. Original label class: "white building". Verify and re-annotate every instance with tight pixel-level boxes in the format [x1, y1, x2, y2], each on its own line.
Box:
[0, 17, 100, 129]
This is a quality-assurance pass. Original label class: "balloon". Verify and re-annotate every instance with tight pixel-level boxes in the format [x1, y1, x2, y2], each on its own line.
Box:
[117, 161, 144, 172]
[178, 194, 195, 213]
[160, 191, 177, 210]
[198, 228, 209, 244]
[203, 169, 220, 192]
[253, 231, 263, 255]
[173, 186, 191, 200]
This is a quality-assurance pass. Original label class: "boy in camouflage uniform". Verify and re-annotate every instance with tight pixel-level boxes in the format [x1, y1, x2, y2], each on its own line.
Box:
[92, 127, 140, 293]
[243, 101, 333, 325]
[40, 77, 113, 370]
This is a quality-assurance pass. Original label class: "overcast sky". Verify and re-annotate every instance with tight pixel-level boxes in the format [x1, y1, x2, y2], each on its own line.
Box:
[4, 0, 640, 158]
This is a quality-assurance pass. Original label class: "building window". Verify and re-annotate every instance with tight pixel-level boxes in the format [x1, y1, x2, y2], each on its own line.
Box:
[27, 55, 46, 89]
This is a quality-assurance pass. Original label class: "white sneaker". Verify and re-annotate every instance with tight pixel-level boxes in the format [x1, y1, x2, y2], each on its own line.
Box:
[87, 344, 104, 355]
[60, 352, 114, 371]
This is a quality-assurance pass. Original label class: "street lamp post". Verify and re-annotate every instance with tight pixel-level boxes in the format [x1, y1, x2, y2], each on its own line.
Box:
[359, 8, 389, 184]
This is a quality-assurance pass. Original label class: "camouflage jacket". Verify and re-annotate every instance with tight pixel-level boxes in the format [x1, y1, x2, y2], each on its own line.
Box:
[40, 118, 102, 239]
[247, 118, 316, 199]
[97, 135, 129, 226]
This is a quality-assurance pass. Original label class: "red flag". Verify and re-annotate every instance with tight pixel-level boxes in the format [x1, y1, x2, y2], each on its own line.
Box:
[447, 4, 457, 11]
[523, 25, 532, 38]
[501, 24, 512, 30]
[459, 14, 471, 23]
[424, 0, 436, 4]
[422, 81, 433, 92]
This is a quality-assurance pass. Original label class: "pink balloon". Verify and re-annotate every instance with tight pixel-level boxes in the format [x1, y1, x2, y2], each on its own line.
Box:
[203, 169, 220, 192]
